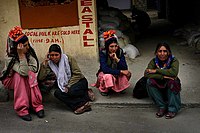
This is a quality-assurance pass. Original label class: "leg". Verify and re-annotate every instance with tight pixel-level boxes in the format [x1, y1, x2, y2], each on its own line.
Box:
[2, 73, 30, 118]
[70, 77, 95, 101]
[165, 79, 181, 119]
[113, 74, 130, 92]
[67, 78, 89, 99]
[97, 72, 117, 96]
[167, 89, 181, 113]
[54, 78, 90, 111]
[164, 89, 181, 119]
[28, 71, 44, 113]
[146, 79, 167, 109]
[95, 73, 110, 96]
[146, 79, 167, 117]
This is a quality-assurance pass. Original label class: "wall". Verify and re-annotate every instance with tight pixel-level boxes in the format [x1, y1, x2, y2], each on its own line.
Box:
[23, 26, 84, 61]
[0, 0, 98, 63]
[0, 0, 21, 61]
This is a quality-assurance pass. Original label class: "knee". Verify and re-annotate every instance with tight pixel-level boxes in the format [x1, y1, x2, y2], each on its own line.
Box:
[146, 78, 153, 86]
[167, 79, 179, 88]
[12, 72, 21, 79]
[81, 78, 88, 87]
[103, 74, 113, 80]
[54, 89, 61, 98]
[12, 72, 24, 83]
[167, 79, 181, 93]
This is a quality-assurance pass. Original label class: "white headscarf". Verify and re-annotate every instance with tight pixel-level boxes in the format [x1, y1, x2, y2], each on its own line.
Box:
[48, 54, 71, 92]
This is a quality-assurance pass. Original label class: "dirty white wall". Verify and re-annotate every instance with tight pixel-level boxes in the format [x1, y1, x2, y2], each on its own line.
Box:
[0, 0, 98, 62]
[23, 26, 84, 61]
[0, 0, 21, 62]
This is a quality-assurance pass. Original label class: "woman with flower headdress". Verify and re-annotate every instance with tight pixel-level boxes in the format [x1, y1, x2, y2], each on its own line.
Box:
[94, 30, 131, 96]
[144, 42, 181, 119]
[0, 26, 44, 121]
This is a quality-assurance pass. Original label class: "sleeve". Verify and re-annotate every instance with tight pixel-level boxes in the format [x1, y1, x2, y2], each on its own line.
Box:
[37, 63, 52, 81]
[144, 58, 179, 79]
[99, 51, 121, 75]
[156, 58, 179, 77]
[117, 51, 128, 70]
[0, 57, 11, 78]
[144, 58, 164, 79]
[67, 55, 85, 87]
[28, 55, 38, 72]
[12, 55, 37, 76]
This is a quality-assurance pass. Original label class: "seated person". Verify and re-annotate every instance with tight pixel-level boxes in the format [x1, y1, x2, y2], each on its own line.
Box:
[0, 26, 44, 121]
[144, 42, 181, 119]
[38, 44, 95, 114]
[93, 30, 131, 96]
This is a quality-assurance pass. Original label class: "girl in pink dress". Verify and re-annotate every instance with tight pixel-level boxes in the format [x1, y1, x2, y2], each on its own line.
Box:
[0, 26, 44, 121]
[94, 30, 131, 96]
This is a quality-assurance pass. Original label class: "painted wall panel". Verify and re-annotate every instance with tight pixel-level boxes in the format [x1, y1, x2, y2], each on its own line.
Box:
[0, 0, 98, 63]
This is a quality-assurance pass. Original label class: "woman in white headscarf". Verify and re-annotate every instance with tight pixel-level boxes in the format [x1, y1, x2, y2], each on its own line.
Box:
[38, 44, 95, 114]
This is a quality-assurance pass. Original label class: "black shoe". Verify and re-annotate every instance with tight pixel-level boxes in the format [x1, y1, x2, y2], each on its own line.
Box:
[156, 108, 166, 118]
[20, 114, 32, 121]
[100, 92, 108, 96]
[120, 90, 126, 94]
[36, 110, 45, 118]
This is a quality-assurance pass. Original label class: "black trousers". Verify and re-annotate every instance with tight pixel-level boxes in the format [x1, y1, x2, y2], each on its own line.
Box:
[54, 78, 90, 111]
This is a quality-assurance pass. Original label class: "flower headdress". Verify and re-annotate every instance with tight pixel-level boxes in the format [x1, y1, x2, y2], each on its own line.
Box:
[7, 26, 28, 57]
[103, 30, 116, 41]
[8, 26, 25, 42]
[1, 26, 39, 80]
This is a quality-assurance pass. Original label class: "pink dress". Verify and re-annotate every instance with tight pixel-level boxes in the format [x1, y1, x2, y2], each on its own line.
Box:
[93, 72, 130, 93]
[2, 71, 44, 116]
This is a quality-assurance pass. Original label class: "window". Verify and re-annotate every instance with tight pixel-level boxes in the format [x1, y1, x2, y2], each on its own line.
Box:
[18, 0, 79, 29]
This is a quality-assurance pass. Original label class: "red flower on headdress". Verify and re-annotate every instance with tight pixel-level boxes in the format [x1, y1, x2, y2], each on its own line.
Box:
[103, 30, 116, 41]
[8, 26, 24, 41]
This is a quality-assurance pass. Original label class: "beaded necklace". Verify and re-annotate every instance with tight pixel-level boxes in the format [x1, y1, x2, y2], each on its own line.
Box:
[155, 55, 174, 69]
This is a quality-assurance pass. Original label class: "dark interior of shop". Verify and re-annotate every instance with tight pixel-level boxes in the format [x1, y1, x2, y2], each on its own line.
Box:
[96, 0, 200, 50]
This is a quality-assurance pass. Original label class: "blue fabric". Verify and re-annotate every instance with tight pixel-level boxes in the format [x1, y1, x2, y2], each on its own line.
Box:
[98, 49, 128, 75]
[146, 78, 181, 113]
[155, 55, 174, 69]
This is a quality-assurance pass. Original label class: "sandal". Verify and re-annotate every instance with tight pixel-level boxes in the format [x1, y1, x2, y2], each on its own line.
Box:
[74, 102, 92, 115]
[88, 89, 95, 101]
[156, 108, 166, 118]
[165, 112, 176, 119]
